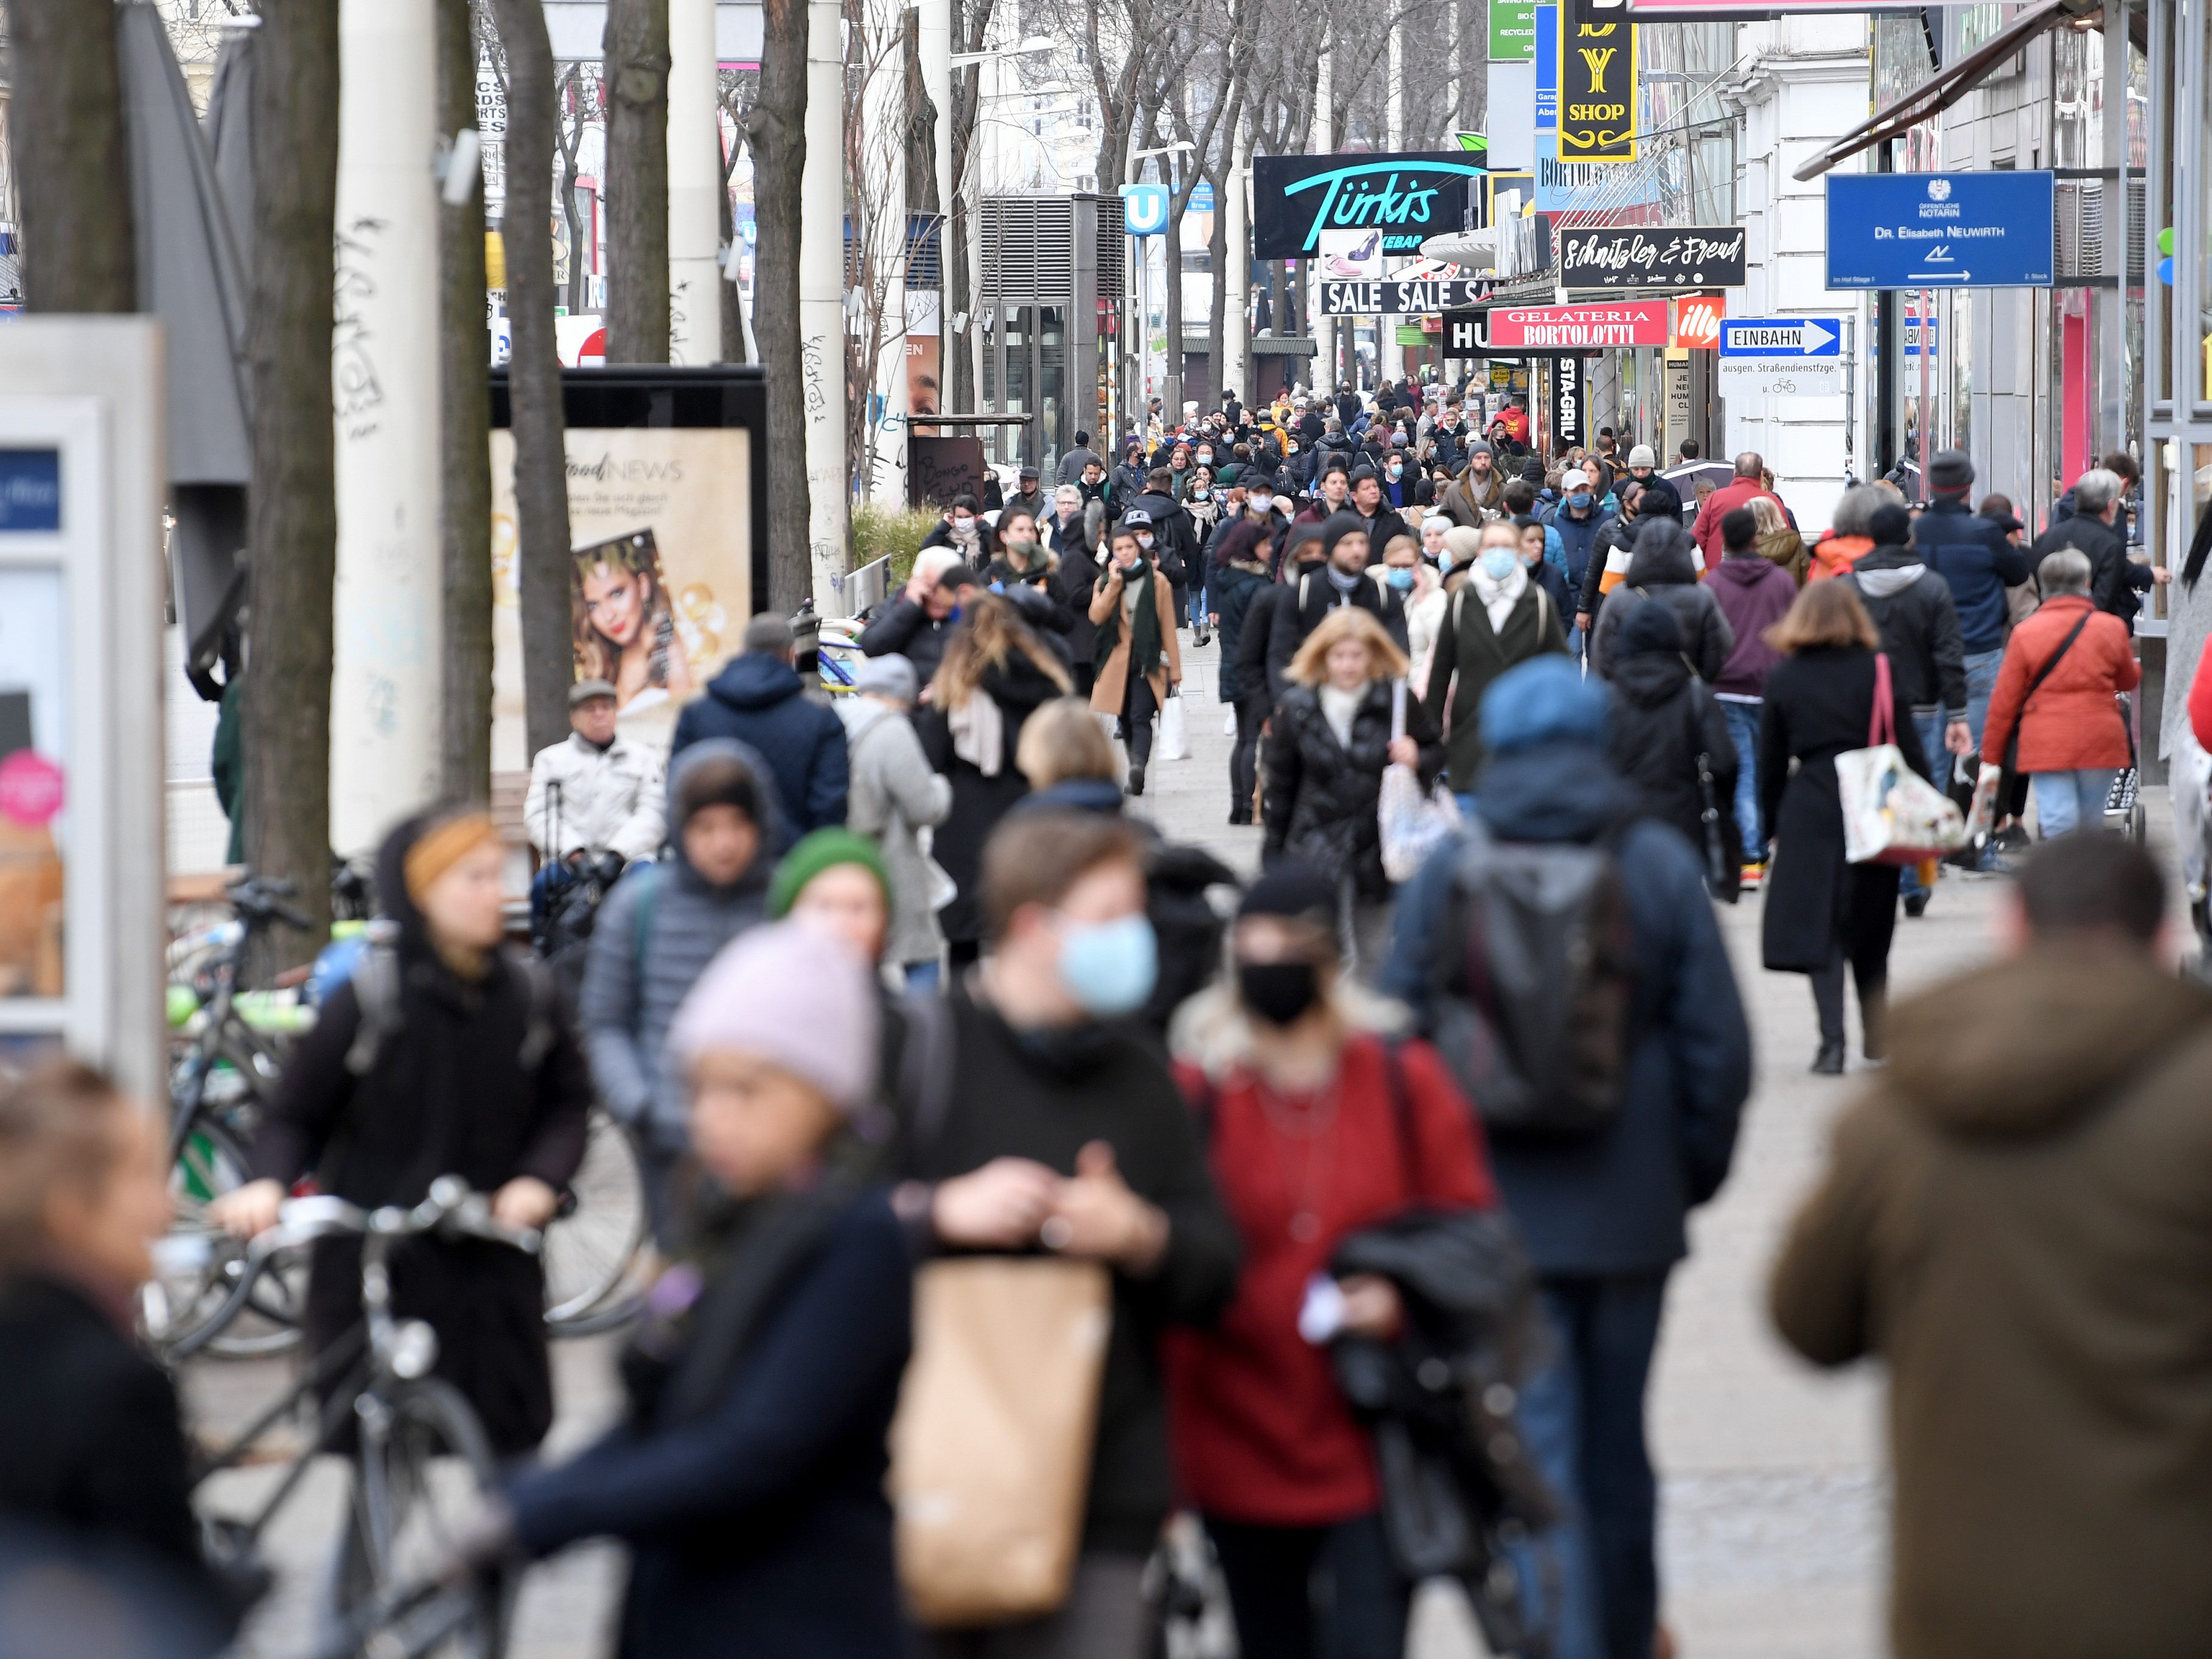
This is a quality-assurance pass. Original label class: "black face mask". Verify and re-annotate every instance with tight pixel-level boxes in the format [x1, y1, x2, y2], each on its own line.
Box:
[1238, 960, 1322, 1026]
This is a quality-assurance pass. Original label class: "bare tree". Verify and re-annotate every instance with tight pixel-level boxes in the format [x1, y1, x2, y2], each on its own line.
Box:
[553, 65, 605, 315]
[6, 0, 134, 311]
[717, 68, 759, 365]
[603, 0, 671, 361]
[750, 0, 812, 607]
[242, 0, 341, 964]
[438, 0, 494, 802]
[488, 0, 576, 762]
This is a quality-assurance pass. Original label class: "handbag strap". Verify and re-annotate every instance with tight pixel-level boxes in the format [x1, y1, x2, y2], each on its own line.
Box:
[2001, 609, 2094, 774]
[1868, 653, 1896, 747]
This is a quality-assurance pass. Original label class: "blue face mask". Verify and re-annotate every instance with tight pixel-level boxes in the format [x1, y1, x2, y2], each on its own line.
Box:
[1479, 548, 1519, 582]
[1387, 464, 1403, 479]
[1569, 491, 1593, 510]
[1056, 914, 1158, 1019]
[1386, 567, 1415, 591]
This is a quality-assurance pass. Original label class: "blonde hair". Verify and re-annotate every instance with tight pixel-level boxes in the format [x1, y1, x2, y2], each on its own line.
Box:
[931, 593, 1073, 710]
[1748, 496, 1788, 537]
[1016, 697, 1118, 789]
[1288, 606, 1409, 686]
[1765, 578, 1881, 654]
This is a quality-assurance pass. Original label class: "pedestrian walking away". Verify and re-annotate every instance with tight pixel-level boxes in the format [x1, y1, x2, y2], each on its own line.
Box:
[672, 613, 850, 843]
[839, 654, 955, 988]
[1706, 508, 1799, 875]
[1589, 520, 1733, 685]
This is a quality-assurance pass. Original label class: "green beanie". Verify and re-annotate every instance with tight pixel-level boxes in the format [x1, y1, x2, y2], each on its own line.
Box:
[768, 828, 892, 919]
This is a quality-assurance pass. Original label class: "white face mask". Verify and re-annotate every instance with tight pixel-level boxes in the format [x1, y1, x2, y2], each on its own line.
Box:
[1250, 492, 1274, 514]
[951, 515, 976, 538]
[1136, 533, 1154, 550]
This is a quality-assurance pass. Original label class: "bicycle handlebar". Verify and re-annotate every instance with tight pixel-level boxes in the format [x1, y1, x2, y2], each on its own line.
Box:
[259, 1176, 542, 1259]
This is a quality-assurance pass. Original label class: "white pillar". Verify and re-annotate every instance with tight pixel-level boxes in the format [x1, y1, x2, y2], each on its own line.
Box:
[1381, 23, 1404, 385]
[668, 0, 722, 363]
[917, 0, 952, 215]
[862, 0, 908, 502]
[1311, 33, 1333, 396]
[330, 0, 442, 855]
[801, 0, 849, 600]
[1222, 113, 1250, 407]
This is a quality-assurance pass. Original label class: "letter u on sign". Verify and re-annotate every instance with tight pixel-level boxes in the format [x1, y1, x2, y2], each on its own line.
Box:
[1121, 183, 1170, 237]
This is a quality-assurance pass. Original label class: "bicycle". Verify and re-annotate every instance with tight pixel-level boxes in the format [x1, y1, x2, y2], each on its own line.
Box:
[541, 1107, 649, 1336]
[191, 1178, 538, 1659]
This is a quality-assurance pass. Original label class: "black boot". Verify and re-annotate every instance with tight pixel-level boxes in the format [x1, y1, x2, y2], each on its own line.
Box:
[1812, 1041, 1846, 1075]
[1127, 763, 1146, 797]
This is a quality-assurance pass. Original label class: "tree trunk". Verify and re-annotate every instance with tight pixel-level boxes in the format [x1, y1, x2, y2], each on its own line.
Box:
[242, 0, 341, 964]
[719, 128, 750, 364]
[487, 0, 576, 763]
[752, 0, 812, 608]
[436, 0, 493, 803]
[1205, 156, 1227, 412]
[603, 0, 671, 362]
[556, 68, 593, 315]
[7, 0, 134, 311]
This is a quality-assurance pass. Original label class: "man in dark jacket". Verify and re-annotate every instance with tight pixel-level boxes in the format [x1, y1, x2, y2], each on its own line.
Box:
[1345, 464, 1412, 559]
[1003, 464, 1049, 523]
[1589, 519, 1734, 682]
[1908, 449, 2029, 753]
[1543, 466, 1613, 598]
[1293, 456, 1355, 525]
[859, 553, 968, 686]
[1056, 431, 1102, 485]
[1772, 834, 2212, 1659]
[1621, 445, 1683, 525]
[1265, 512, 1406, 694]
[1607, 602, 1741, 900]
[2031, 465, 2166, 623]
[1384, 657, 1752, 1659]
[1132, 469, 1198, 626]
[671, 613, 848, 840]
[1577, 481, 1645, 630]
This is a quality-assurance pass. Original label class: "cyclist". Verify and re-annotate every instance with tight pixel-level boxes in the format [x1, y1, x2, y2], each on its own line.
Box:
[212, 806, 593, 1462]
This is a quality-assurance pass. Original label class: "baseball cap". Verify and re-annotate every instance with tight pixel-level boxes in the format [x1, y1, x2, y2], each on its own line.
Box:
[569, 678, 618, 707]
[1562, 469, 1590, 490]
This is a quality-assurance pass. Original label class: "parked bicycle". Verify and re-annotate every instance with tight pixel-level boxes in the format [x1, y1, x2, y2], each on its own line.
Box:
[190, 1177, 536, 1659]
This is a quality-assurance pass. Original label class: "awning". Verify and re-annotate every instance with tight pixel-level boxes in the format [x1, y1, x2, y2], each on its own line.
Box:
[1793, 0, 2119, 181]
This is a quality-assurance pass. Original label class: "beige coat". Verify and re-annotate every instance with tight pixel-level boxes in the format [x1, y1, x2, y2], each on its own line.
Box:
[1087, 563, 1182, 713]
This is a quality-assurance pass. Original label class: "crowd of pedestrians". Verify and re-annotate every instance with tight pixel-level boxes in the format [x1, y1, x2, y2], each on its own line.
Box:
[9, 376, 2204, 1659]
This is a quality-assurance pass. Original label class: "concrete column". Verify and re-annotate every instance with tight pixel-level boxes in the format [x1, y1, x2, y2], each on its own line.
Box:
[1311, 34, 1333, 396]
[862, 0, 909, 501]
[330, 0, 443, 854]
[1221, 113, 1250, 407]
[917, 0, 952, 218]
[668, 0, 722, 363]
[1381, 23, 1404, 385]
[800, 0, 849, 601]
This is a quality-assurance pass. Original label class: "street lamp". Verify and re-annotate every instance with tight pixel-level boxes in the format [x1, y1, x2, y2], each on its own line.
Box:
[949, 36, 1056, 68]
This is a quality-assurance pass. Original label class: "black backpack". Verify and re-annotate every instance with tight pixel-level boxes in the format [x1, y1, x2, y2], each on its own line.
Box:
[1424, 820, 1636, 1137]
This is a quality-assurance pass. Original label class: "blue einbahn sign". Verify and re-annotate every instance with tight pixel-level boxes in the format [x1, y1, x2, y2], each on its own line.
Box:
[1825, 170, 2055, 290]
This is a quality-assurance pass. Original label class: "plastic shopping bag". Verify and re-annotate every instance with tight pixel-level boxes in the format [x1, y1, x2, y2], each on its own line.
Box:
[1159, 689, 1189, 761]
[1380, 680, 1463, 882]
[1835, 655, 1966, 865]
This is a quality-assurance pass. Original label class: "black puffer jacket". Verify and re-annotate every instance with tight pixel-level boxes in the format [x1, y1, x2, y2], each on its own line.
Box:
[1844, 543, 1967, 718]
[1589, 520, 1735, 682]
[1210, 556, 1274, 705]
[1262, 679, 1445, 900]
[1607, 643, 1742, 902]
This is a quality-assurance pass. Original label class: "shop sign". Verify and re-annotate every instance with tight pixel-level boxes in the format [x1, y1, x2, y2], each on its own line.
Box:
[1558, 0, 1636, 164]
[1560, 226, 1746, 288]
[1490, 0, 1536, 60]
[1442, 309, 1487, 360]
[1535, 139, 1660, 214]
[1670, 293, 1725, 349]
[1488, 299, 1670, 349]
[1251, 152, 1490, 260]
[1551, 353, 1586, 449]
[1319, 278, 1491, 315]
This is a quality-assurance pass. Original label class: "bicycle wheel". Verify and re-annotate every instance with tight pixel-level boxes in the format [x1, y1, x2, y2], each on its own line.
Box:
[148, 1117, 305, 1359]
[542, 1110, 648, 1335]
[355, 1378, 514, 1659]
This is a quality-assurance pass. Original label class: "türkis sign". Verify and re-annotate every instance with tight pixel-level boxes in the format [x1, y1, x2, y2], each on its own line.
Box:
[1251, 152, 1490, 260]
[1560, 225, 1746, 288]
[1319, 278, 1492, 315]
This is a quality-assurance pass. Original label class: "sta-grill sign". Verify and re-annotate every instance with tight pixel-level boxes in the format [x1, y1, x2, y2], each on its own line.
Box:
[1487, 299, 1670, 349]
[1319, 278, 1491, 316]
[1251, 152, 1489, 260]
[1560, 225, 1746, 288]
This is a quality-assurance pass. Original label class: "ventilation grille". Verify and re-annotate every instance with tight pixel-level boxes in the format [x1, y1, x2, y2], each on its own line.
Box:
[2055, 178, 2148, 285]
[979, 196, 1077, 304]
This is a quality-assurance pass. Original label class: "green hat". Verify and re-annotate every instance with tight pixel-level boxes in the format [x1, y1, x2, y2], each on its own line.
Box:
[768, 828, 892, 919]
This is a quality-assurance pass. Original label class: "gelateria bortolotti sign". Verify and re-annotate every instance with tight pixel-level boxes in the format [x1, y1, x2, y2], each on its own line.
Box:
[1251, 152, 1490, 260]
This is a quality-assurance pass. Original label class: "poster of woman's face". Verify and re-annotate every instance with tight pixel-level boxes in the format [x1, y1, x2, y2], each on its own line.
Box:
[570, 529, 698, 714]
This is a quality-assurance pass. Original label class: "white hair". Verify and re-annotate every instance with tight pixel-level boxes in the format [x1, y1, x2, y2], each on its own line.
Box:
[2073, 467, 2124, 519]
[2039, 547, 2093, 595]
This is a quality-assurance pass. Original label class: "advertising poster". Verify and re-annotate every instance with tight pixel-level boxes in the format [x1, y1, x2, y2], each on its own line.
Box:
[907, 290, 943, 430]
[490, 427, 752, 768]
[1559, 0, 1637, 163]
[0, 567, 67, 999]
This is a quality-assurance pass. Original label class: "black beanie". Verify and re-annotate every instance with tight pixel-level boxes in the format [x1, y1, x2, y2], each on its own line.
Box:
[1869, 503, 1913, 547]
[1238, 864, 1339, 929]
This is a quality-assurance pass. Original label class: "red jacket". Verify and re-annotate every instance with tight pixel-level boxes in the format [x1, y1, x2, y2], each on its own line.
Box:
[1165, 1033, 1494, 1526]
[1806, 533, 1874, 582]
[1692, 478, 1784, 561]
[1980, 596, 2140, 772]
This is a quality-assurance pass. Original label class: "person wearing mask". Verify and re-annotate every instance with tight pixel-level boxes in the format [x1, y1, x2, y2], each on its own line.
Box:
[495, 923, 913, 1659]
[1380, 447, 1414, 509]
[1908, 450, 2030, 756]
[672, 613, 850, 842]
[1, 1061, 249, 1651]
[525, 678, 666, 866]
[1979, 548, 2141, 840]
[217, 807, 592, 1465]
[1690, 452, 1784, 562]
[1771, 834, 2212, 1659]
[1513, 515, 1574, 620]
[917, 595, 1073, 968]
[1383, 658, 1752, 1659]
[582, 744, 786, 1236]
[1757, 582, 1930, 1075]
[1420, 522, 1572, 799]
[1589, 520, 1734, 684]
[1418, 509, 1453, 569]
[1544, 467, 1613, 602]
[1057, 431, 1102, 487]
[1183, 467, 1224, 644]
[1264, 609, 1446, 968]
[861, 546, 971, 688]
[1605, 604, 1742, 902]
[894, 810, 1241, 1659]
[1267, 514, 1405, 696]
[1164, 866, 1497, 1659]
[1806, 483, 1881, 582]
[1005, 465, 1049, 523]
[1089, 516, 1184, 798]
[1112, 441, 1150, 505]
[2031, 466, 2168, 623]
[1386, 531, 1450, 695]
[1841, 501, 1972, 915]
[839, 653, 954, 989]
[1210, 497, 1282, 826]
[1750, 496, 1807, 587]
[919, 493, 997, 562]
[1053, 508, 1109, 698]
[1707, 506, 1800, 879]
[1575, 481, 1646, 635]
[1621, 445, 1683, 525]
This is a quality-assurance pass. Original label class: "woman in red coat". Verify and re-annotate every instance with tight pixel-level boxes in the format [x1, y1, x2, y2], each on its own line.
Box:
[1167, 865, 1496, 1659]
[1981, 548, 2141, 839]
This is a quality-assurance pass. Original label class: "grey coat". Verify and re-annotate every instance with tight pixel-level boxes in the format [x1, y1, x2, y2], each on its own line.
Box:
[1591, 520, 1735, 683]
[579, 739, 784, 1151]
[840, 697, 954, 968]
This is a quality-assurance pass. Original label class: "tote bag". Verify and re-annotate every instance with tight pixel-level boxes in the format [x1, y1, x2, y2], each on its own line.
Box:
[889, 1257, 1113, 1627]
[1159, 687, 1190, 760]
[1835, 654, 1967, 865]
[1380, 679, 1463, 883]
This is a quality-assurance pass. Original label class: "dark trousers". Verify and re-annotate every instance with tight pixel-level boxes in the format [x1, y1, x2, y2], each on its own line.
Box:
[1205, 1512, 1406, 1659]
[1122, 674, 1159, 770]
[1230, 693, 1268, 821]
[1072, 661, 1096, 700]
[1809, 862, 1899, 1047]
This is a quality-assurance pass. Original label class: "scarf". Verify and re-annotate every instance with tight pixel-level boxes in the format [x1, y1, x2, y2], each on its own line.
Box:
[1095, 556, 1164, 680]
[948, 690, 1008, 777]
[1470, 560, 1528, 632]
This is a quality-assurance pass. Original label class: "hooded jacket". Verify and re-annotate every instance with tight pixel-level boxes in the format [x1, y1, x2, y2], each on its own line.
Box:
[1806, 532, 1874, 582]
[1607, 615, 1742, 898]
[1772, 951, 2212, 1659]
[1706, 549, 1798, 699]
[1542, 500, 1613, 589]
[582, 741, 785, 1150]
[1589, 521, 1735, 683]
[840, 696, 954, 967]
[672, 654, 848, 840]
[1844, 544, 1967, 718]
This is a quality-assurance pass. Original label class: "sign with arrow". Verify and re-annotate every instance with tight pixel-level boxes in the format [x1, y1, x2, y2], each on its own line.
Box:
[1824, 171, 2054, 290]
[1717, 316, 1845, 395]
